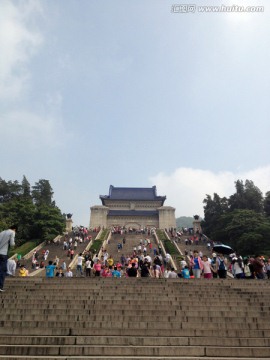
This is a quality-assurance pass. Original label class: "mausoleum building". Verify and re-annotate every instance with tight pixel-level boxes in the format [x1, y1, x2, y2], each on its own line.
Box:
[90, 185, 176, 230]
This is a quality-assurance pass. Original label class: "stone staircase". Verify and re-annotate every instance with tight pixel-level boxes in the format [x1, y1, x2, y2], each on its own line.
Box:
[104, 233, 157, 263]
[167, 232, 213, 259]
[18, 231, 97, 275]
[0, 277, 270, 359]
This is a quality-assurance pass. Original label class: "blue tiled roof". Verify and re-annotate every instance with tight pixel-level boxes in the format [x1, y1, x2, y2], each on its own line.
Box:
[100, 185, 166, 204]
[108, 210, 159, 217]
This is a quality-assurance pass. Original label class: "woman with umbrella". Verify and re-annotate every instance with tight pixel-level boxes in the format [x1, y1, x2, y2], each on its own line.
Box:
[212, 244, 234, 279]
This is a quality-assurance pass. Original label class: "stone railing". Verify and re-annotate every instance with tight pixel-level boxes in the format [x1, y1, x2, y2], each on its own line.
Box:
[153, 229, 178, 270]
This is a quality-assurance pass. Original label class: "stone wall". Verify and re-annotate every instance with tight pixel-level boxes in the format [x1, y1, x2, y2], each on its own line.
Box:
[158, 206, 176, 229]
[103, 200, 163, 211]
[107, 216, 159, 229]
[89, 206, 109, 228]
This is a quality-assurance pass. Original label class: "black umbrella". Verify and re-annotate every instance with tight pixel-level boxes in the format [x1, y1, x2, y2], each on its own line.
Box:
[213, 244, 234, 255]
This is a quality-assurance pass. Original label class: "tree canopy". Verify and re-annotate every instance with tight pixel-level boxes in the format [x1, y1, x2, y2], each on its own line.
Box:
[202, 179, 270, 256]
[0, 177, 65, 246]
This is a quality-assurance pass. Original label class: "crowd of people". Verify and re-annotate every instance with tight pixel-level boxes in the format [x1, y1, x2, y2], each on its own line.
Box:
[44, 240, 270, 280]
[1, 224, 270, 293]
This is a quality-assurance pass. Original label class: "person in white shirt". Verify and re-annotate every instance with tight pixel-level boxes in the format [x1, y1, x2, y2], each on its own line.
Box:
[0, 225, 17, 292]
[165, 253, 171, 266]
[168, 268, 178, 278]
[180, 259, 187, 270]
[6, 259, 16, 276]
[164, 268, 170, 278]
[65, 267, 73, 277]
[85, 258, 92, 277]
[76, 253, 84, 276]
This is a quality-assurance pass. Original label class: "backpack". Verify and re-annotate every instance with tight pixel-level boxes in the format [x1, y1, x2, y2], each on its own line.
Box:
[218, 259, 226, 271]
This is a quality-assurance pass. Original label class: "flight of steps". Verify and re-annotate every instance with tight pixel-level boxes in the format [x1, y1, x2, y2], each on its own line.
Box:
[0, 277, 270, 359]
[105, 233, 156, 262]
[19, 231, 97, 275]
[168, 232, 213, 258]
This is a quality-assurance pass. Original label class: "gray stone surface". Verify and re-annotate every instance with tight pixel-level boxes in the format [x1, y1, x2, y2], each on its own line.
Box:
[0, 278, 270, 359]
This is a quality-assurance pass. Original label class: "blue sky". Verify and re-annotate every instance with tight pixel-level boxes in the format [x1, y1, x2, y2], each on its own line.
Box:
[1, 0, 270, 226]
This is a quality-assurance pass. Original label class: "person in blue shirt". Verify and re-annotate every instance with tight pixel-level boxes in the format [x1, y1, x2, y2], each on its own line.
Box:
[45, 260, 56, 278]
[181, 266, 190, 279]
[112, 266, 121, 278]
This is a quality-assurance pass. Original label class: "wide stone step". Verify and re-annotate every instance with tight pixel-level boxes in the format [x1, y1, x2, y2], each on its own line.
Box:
[6, 280, 270, 290]
[2, 344, 270, 357]
[4, 296, 269, 305]
[1, 314, 267, 324]
[0, 320, 268, 331]
[1, 357, 270, 360]
[1, 298, 266, 306]
[9, 306, 262, 315]
[0, 336, 270, 347]
[2, 308, 268, 317]
[2, 326, 270, 338]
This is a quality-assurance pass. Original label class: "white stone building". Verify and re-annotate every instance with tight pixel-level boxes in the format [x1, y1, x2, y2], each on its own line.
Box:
[90, 185, 176, 230]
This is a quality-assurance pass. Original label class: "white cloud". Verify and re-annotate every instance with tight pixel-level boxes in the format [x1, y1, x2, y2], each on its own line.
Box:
[0, 0, 43, 100]
[0, 108, 71, 149]
[150, 166, 270, 218]
[0, 2, 71, 151]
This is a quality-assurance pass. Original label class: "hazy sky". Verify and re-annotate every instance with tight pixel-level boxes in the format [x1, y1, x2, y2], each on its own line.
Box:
[1, 0, 269, 226]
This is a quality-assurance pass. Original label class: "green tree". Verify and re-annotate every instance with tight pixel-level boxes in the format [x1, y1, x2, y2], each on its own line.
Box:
[0, 178, 22, 202]
[33, 205, 65, 242]
[201, 193, 228, 236]
[202, 180, 270, 255]
[264, 191, 270, 217]
[229, 180, 263, 213]
[225, 209, 263, 242]
[0, 177, 65, 246]
[21, 175, 31, 199]
[222, 209, 270, 255]
[32, 179, 54, 206]
[0, 198, 36, 245]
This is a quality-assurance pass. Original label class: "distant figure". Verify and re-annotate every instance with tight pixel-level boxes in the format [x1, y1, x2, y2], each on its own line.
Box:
[181, 266, 190, 279]
[65, 267, 73, 277]
[216, 254, 228, 279]
[0, 225, 17, 292]
[6, 259, 16, 276]
[76, 253, 84, 276]
[168, 268, 178, 278]
[45, 260, 56, 278]
[127, 263, 137, 277]
[66, 213, 73, 219]
[19, 265, 29, 277]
